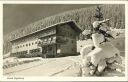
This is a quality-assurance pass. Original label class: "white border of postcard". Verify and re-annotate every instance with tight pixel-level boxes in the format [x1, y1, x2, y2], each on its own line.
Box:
[0, 1, 128, 81]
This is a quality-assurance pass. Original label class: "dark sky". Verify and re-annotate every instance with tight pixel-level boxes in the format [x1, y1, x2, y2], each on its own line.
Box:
[3, 4, 96, 36]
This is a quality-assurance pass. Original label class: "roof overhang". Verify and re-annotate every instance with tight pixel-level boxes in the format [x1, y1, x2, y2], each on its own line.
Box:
[10, 20, 82, 42]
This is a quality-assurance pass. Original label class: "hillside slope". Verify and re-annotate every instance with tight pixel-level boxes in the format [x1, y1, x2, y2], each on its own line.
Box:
[3, 4, 125, 54]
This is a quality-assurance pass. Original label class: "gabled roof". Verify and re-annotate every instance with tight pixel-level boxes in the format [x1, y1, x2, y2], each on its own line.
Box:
[66, 21, 82, 34]
[10, 20, 82, 42]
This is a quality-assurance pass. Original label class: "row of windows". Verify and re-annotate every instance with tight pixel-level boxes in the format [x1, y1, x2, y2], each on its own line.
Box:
[41, 36, 56, 41]
[30, 48, 40, 53]
[12, 51, 28, 55]
[14, 36, 56, 49]
[14, 41, 40, 49]
[12, 48, 40, 55]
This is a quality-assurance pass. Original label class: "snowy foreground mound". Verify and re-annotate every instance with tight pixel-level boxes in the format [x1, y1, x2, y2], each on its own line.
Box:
[49, 55, 125, 77]
[71, 54, 125, 77]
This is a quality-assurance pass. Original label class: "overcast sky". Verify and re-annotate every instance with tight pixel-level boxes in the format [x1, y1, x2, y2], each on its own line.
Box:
[3, 4, 96, 36]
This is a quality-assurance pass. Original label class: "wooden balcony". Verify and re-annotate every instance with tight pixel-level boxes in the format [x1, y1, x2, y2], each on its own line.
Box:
[38, 39, 56, 47]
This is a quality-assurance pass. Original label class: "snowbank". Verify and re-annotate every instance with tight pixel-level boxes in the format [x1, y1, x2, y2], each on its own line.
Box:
[77, 37, 125, 53]
[3, 57, 42, 69]
[3, 52, 11, 59]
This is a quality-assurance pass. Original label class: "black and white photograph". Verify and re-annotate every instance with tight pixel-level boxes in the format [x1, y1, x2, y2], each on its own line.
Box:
[0, 1, 128, 81]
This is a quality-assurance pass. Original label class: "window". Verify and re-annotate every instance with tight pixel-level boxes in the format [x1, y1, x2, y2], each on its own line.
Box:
[35, 42, 38, 44]
[30, 48, 40, 53]
[38, 41, 41, 44]
[32, 42, 34, 45]
[26, 44, 28, 46]
[29, 43, 31, 46]
[52, 29, 55, 33]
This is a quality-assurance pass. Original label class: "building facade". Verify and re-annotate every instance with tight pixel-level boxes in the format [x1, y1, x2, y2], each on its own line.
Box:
[10, 21, 82, 58]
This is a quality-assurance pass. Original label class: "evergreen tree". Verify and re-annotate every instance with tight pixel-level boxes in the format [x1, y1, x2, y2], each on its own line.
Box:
[94, 6, 104, 21]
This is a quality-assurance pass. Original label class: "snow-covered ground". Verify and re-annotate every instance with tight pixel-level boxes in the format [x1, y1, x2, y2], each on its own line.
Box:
[3, 57, 42, 69]
[4, 54, 125, 77]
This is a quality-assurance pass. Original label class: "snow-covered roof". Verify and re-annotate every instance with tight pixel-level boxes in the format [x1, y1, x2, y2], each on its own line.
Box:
[10, 20, 82, 42]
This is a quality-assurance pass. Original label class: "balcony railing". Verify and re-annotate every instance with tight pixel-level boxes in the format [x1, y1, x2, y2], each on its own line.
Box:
[38, 39, 56, 47]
